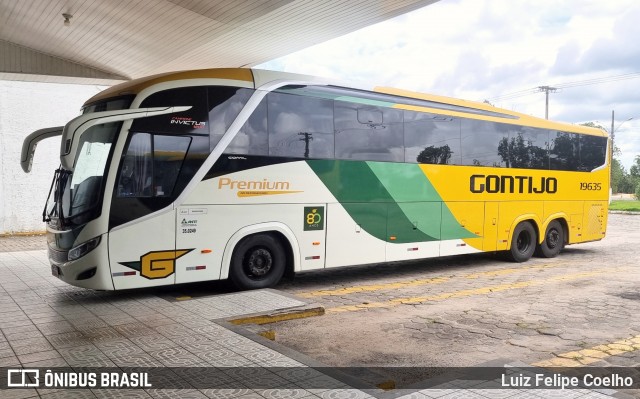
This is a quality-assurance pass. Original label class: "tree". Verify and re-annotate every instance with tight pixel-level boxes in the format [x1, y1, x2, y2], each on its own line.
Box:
[630, 155, 640, 178]
[580, 122, 635, 193]
[611, 158, 626, 193]
[497, 134, 548, 169]
[417, 144, 452, 165]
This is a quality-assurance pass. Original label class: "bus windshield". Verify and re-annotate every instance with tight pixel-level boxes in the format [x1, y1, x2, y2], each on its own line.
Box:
[46, 122, 120, 227]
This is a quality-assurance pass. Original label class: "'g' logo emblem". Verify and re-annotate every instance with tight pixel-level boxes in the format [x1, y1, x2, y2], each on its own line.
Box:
[119, 249, 193, 279]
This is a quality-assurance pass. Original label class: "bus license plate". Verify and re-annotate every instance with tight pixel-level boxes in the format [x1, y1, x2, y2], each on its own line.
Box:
[51, 265, 59, 277]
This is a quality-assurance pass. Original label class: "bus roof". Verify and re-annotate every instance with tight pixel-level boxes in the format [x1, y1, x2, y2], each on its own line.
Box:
[85, 68, 607, 138]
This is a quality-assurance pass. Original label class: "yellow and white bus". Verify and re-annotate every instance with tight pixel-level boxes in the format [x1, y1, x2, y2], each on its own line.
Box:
[22, 68, 609, 290]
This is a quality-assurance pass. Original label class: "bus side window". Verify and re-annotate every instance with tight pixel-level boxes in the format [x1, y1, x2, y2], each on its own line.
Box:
[579, 134, 607, 171]
[335, 102, 403, 162]
[268, 92, 334, 159]
[117, 133, 152, 197]
[226, 98, 268, 155]
[504, 127, 549, 170]
[404, 111, 461, 165]
[153, 135, 191, 197]
[116, 133, 191, 198]
[550, 131, 580, 171]
[460, 119, 509, 167]
[208, 88, 253, 151]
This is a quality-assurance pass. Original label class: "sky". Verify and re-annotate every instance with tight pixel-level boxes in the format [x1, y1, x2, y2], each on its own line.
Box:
[258, 0, 640, 171]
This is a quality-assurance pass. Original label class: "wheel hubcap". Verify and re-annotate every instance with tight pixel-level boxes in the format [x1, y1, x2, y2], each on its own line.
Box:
[245, 248, 272, 278]
[547, 228, 560, 249]
[516, 231, 531, 253]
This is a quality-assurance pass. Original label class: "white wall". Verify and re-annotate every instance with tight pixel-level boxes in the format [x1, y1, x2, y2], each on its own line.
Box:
[0, 81, 105, 234]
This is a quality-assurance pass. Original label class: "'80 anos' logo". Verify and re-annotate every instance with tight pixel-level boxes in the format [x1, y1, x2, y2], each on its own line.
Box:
[304, 206, 325, 231]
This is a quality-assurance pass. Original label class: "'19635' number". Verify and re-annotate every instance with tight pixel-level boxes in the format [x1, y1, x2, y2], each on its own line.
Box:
[580, 182, 601, 191]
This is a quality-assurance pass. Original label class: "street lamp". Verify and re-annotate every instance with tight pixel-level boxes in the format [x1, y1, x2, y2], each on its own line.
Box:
[610, 110, 633, 152]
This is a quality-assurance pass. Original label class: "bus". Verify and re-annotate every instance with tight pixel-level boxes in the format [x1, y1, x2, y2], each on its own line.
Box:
[21, 68, 610, 291]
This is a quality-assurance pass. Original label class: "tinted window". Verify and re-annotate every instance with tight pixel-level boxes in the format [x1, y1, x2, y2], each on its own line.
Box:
[117, 133, 152, 197]
[117, 133, 191, 198]
[226, 97, 268, 155]
[500, 126, 549, 170]
[549, 131, 580, 171]
[133, 87, 210, 135]
[154, 135, 191, 196]
[461, 119, 509, 167]
[82, 95, 134, 114]
[580, 135, 607, 171]
[404, 111, 461, 165]
[208, 88, 253, 150]
[268, 92, 334, 159]
[335, 102, 403, 162]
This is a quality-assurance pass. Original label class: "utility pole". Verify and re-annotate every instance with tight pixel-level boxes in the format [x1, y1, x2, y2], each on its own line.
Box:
[538, 86, 557, 119]
[611, 110, 615, 148]
[298, 132, 313, 159]
[610, 111, 633, 157]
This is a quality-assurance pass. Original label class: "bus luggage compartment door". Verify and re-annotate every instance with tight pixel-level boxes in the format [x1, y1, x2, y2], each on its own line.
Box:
[325, 203, 386, 268]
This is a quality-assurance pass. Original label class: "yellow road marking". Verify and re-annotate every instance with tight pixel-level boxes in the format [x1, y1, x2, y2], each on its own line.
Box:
[326, 267, 627, 313]
[533, 335, 640, 367]
[297, 261, 574, 298]
[229, 307, 325, 325]
[297, 277, 450, 298]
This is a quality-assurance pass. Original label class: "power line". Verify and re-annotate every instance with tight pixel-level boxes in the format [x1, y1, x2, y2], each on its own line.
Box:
[486, 71, 640, 102]
[554, 72, 640, 89]
[538, 86, 557, 120]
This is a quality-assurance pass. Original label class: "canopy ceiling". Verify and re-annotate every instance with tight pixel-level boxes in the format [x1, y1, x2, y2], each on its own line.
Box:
[0, 0, 438, 85]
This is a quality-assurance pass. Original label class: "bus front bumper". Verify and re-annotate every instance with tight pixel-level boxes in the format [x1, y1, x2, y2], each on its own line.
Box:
[49, 233, 115, 290]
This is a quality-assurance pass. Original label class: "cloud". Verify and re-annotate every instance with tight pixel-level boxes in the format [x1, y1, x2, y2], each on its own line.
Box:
[257, 0, 640, 169]
[551, 5, 640, 75]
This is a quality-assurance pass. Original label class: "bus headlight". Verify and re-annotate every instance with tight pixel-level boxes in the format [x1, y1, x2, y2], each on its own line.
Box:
[68, 236, 101, 261]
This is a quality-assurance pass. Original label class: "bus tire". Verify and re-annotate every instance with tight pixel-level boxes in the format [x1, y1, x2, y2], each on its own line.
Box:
[534, 220, 564, 258]
[507, 221, 536, 262]
[229, 233, 286, 290]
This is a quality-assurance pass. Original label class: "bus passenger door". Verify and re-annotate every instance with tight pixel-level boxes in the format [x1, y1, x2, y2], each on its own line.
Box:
[109, 211, 178, 289]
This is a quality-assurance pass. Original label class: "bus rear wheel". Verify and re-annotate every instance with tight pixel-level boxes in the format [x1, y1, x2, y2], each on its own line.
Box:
[535, 220, 564, 258]
[229, 234, 285, 290]
[507, 221, 536, 262]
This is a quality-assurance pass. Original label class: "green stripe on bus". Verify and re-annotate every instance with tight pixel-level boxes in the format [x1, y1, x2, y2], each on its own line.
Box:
[367, 162, 478, 240]
[334, 96, 395, 108]
[307, 160, 477, 243]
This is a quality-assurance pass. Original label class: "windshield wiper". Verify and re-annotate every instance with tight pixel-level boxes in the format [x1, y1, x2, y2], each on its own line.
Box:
[42, 168, 71, 225]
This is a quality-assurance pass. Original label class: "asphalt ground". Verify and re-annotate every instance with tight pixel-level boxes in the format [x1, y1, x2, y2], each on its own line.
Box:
[1, 214, 639, 398]
[271, 213, 640, 391]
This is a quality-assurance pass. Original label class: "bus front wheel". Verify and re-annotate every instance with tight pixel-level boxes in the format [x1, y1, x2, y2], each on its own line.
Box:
[507, 221, 536, 262]
[534, 220, 564, 258]
[229, 234, 286, 290]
